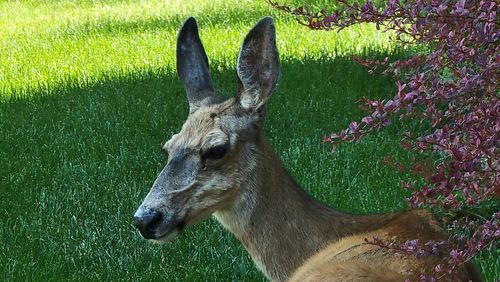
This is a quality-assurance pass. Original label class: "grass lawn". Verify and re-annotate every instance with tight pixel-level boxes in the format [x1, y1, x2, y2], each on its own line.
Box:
[0, 0, 498, 281]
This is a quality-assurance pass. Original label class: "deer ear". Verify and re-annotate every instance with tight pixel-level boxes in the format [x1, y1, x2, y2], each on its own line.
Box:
[177, 17, 217, 112]
[236, 17, 280, 111]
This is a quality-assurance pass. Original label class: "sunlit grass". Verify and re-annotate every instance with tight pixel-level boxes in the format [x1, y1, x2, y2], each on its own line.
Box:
[0, 0, 393, 98]
[0, 0, 498, 281]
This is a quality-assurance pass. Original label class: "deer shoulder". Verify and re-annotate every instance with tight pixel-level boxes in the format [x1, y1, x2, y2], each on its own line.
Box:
[290, 210, 476, 282]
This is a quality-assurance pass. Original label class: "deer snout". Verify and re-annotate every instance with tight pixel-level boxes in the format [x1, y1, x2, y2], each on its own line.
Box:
[133, 209, 163, 239]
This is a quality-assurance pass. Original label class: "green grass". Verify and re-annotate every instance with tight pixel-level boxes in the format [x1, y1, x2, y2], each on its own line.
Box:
[0, 0, 498, 281]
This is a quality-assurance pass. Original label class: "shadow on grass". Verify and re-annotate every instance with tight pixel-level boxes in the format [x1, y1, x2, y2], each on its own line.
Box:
[0, 56, 397, 203]
[1, 56, 496, 280]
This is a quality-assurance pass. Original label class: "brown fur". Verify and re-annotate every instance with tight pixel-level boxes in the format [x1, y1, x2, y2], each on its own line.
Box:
[289, 210, 479, 282]
[134, 17, 482, 282]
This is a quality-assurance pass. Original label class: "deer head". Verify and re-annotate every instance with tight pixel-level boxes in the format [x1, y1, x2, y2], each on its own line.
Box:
[133, 17, 280, 242]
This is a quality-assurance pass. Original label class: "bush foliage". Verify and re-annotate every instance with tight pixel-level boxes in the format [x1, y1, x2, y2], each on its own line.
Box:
[268, 0, 499, 279]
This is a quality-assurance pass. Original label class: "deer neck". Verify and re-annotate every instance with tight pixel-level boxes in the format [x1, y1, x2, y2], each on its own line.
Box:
[213, 139, 396, 282]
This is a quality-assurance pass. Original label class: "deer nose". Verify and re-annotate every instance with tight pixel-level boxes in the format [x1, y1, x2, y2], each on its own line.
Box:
[133, 209, 163, 239]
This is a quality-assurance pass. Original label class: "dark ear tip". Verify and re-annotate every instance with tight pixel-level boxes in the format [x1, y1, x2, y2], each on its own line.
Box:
[180, 17, 198, 35]
[243, 17, 276, 44]
[185, 17, 197, 26]
[255, 17, 275, 31]
[259, 16, 275, 25]
[245, 17, 275, 40]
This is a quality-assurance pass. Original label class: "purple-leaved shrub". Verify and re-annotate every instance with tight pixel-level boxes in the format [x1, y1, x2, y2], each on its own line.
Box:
[268, 0, 499, 280]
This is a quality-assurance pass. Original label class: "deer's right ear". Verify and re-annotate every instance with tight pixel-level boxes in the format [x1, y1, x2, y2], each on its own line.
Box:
[177, 17, 216, 112]
[236, 17, 280, 112]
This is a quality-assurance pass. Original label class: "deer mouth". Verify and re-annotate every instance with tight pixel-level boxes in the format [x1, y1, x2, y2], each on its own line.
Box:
[151, 220, 186, 243]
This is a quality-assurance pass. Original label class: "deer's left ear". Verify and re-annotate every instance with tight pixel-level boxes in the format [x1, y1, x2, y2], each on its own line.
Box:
[236, 17, 280, 112]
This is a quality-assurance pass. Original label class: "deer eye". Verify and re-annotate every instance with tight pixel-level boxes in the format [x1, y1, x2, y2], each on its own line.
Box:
[203, 143, 229, 160]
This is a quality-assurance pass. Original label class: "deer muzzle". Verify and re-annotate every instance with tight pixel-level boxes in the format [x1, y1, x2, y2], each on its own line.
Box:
[133, 208, 184, 242]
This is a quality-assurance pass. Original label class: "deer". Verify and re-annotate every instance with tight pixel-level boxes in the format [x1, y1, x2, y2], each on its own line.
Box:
[133, 17, 482, 282]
